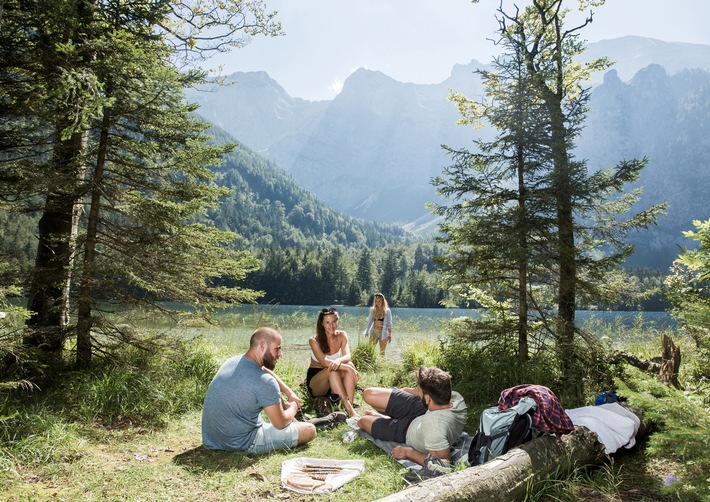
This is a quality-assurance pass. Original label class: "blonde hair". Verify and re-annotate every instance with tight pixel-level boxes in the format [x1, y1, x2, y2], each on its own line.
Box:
[370, 293, 388, 318]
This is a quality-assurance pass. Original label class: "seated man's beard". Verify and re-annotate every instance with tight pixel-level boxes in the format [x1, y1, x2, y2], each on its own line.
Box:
[263, 352, 277, 370]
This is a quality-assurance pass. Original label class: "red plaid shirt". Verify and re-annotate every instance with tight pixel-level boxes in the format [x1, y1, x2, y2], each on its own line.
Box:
[497, 384, 574, 435]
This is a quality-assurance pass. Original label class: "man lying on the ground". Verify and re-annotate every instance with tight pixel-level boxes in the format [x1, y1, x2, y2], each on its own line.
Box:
[357, 366, 467, 465]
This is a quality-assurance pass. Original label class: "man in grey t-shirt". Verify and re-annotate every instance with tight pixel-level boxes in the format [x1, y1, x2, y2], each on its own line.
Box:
[357, 366, 467, 466]
[202, 327, 316, 454]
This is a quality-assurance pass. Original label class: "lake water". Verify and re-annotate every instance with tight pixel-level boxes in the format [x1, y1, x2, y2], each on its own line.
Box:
[223, 304, 676, 332]
[202, 304, 674, 359]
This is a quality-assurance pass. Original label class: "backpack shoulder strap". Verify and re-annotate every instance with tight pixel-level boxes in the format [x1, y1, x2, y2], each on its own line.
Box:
[512, 396, 537, 415]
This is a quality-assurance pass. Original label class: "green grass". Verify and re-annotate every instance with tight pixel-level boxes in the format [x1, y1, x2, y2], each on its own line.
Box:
[0, 321, 416, 502]
[0, 411, 406, 501]
[1, 313, 708, 501]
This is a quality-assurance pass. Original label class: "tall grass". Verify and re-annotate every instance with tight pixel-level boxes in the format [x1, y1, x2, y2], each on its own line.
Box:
[1, 337, 218, 475]
[526, 461, 623, 501]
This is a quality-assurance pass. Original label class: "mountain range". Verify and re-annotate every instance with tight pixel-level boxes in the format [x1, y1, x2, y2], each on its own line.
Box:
[190, 36, 710, 269]
[205, 127, 409, 250]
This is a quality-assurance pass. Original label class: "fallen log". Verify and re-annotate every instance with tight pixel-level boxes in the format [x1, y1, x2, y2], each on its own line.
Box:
[376, 426, 615, 502]
[608, 351, 661, 373]
[608, 334, 681, 388]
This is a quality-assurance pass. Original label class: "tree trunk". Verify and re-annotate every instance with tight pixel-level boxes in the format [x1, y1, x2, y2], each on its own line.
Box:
[24, 130, 86, 352]
[516, 143, 529, 362]
[76, 105, 111, 367]
[24, 0, 96, 353]
[609, 352, 661, 373]
[376, 427, 608, 502]
[659, 334, 681, 388]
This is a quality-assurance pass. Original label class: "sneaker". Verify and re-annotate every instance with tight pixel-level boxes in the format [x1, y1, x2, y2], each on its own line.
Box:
[307, 411, 348, 429]
[329, 394, 342, 410]
[403, 457, 451, 485]
[313, 396, 333, 417]
[424, 456, 451, 475]
[294, 407, 312, 422]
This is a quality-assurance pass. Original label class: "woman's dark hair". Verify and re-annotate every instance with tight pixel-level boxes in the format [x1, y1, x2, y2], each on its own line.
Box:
[416, 366, 452, 405]
[315, 307, 338, 354]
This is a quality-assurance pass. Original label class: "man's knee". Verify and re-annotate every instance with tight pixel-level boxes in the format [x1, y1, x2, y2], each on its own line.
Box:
[297, 422, 317, 445]
[362, 387, 378, 403]
[363, 387, 390, 405]
[356, 415, 376, 434]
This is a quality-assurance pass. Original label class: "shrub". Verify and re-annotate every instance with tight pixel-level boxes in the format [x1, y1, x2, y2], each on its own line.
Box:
[351, 340, 379, 373]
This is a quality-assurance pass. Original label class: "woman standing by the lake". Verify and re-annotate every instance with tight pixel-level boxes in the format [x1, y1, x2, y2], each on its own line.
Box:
[364, 293, 393, 357]
[307, 307, 360, 417]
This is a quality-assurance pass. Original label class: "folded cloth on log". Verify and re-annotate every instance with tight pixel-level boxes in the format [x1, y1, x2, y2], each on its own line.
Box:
[358, 429, 473, 471]
[281, 457, 365, 494]
[565, 402, 640, 454]
[499, 384, 575, 435]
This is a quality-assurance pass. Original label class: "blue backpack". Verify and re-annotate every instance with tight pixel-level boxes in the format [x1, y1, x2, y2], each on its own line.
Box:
[468, 396, 537, 466]
[595, 390, 620, 405]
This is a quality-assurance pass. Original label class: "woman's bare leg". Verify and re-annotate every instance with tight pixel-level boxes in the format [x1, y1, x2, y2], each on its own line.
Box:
[379, 338, 387, 356]
[329, 371, 358, 417]
[342, 371, 359, 414]
[308, 368, 331, 397]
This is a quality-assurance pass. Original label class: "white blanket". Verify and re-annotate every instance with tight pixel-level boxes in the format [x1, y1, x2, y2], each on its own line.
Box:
[565, 403, 640, 454]
[281, 457, 365, 494]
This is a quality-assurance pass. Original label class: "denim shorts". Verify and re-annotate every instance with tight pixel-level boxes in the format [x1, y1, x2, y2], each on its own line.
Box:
[247, 421, 300, 455]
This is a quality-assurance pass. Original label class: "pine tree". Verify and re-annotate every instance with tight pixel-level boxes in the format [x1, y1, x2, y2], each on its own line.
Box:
[74, 12, 265, 365]
[434, 40, 554, 360]
[504, 1, 663, 399]
[1, 0, 281, 361]
[665, 219, 710, 381]
[435, 0, 666, 400]
[1, 0, 106, 351]
[379, 249, 400, 304]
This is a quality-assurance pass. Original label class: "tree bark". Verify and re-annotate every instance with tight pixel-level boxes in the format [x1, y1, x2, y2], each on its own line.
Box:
[76, 102, 111, 367]
[24, 130, 86, 352]
[659, 334, 681, 388]
[376, 427, 608, 502]
[609, 352, 661, 373]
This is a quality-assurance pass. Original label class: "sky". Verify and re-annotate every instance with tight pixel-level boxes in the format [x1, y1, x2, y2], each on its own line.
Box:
[209, 0, 710, 101]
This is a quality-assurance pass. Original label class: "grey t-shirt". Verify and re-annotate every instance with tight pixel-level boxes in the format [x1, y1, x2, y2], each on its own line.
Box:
[201, 355, 281, 451]
[405, 391, 468, 453]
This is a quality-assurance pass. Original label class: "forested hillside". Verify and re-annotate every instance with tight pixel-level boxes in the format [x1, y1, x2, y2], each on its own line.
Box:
[0, 126, 410, 284]
[206, 127, 409, 249]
